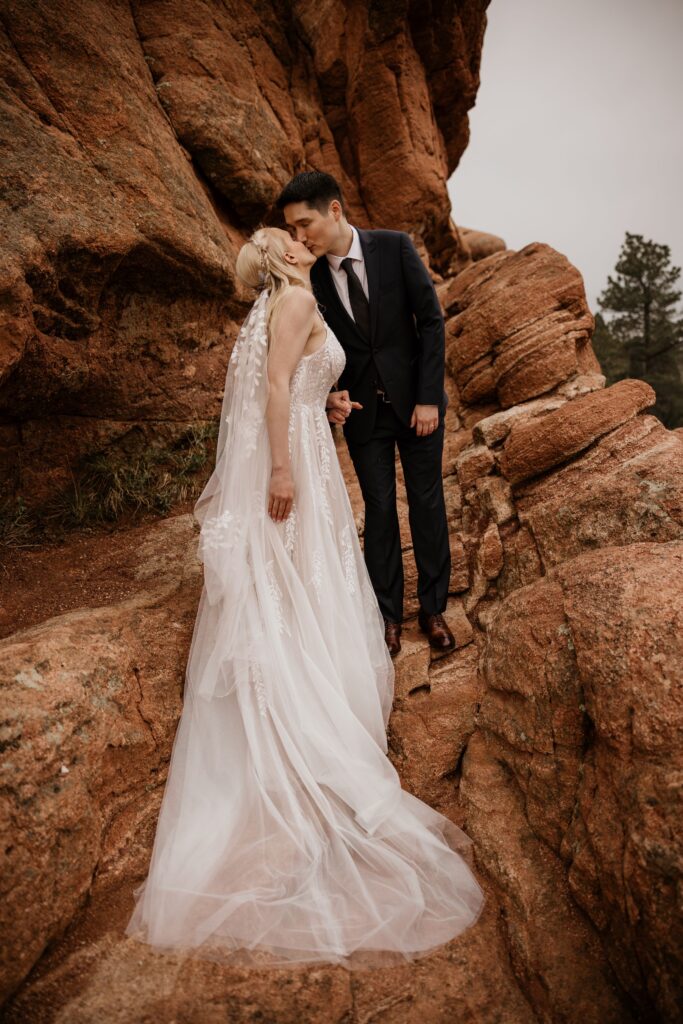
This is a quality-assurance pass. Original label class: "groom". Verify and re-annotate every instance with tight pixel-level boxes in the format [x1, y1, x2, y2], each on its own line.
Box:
[276, 171, 454, 657]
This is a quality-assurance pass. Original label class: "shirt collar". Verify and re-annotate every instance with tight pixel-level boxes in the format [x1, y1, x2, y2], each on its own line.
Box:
[326, 225, 363, 271]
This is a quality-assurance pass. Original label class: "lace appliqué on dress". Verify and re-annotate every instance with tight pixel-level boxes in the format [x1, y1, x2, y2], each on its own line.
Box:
[226, 306, 268, 460]
[299, 414, 334, 527]
[339, 525, 358, 595]
[199, 509, 245, 554]
[253, 489, 266, 520]
[250, 662, 268, 718]
[265, 559, 291, 636]
[309, 549, 323, 604]
[284, 503, 298, 556]
[314, 410, 331, 485]
[288, 330, 335, 527]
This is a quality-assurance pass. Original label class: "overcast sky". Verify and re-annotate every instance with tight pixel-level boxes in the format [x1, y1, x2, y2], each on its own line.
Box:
[447, 0, 683, 311]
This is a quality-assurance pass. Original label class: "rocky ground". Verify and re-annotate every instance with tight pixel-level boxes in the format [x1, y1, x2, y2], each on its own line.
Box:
[2, 271, 681, 1017]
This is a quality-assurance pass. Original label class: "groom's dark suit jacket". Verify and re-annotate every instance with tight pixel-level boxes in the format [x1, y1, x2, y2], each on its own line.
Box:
[310, 228, 448, 445]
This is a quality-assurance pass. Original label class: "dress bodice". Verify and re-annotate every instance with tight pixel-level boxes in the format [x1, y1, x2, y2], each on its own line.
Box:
[289, 316, 346, 411]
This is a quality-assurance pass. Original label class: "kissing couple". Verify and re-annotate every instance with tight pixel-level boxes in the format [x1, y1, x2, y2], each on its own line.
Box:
[125, 170, 484, 969]
[275, 170, 456, 657]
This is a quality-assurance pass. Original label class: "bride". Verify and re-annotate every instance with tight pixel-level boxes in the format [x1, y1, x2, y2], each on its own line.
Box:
[124, 226, 485, 969]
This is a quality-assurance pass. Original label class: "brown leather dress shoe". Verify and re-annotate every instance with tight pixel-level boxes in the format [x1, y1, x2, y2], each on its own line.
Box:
[383, 619, 402, 657]
[417, 609, 456, 652]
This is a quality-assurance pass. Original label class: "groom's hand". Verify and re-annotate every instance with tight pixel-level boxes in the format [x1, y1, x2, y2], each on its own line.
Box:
[326, 390, 362, 425]
[410, 404, 439, 436]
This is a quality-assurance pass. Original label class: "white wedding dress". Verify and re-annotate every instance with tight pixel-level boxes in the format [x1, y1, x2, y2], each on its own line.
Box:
[125, 288, 484, 969]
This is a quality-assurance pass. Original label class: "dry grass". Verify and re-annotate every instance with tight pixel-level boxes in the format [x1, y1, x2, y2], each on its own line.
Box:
[0, 418, 218, 548]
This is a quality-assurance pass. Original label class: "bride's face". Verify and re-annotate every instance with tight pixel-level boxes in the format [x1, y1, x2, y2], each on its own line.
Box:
[282, 201, 343, 258]
[282, 235, 317, 270]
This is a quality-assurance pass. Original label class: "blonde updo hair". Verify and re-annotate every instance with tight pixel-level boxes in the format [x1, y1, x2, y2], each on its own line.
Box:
[235, 226, 311, 336]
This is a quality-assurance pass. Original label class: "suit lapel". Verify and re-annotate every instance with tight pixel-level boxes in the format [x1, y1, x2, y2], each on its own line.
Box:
[312, 257, 364, 343]
[312, 230, 379, 346]
[357, 228, 379, 345]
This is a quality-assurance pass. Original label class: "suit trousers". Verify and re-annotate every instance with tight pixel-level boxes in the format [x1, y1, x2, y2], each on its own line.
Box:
[345, 399, 451, 623]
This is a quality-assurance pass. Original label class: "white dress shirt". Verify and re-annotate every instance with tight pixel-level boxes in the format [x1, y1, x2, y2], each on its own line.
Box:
[325, 225, 369, 321]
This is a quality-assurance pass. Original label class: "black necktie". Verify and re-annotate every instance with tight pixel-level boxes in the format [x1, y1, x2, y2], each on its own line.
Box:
[341, 257, 386, 391]
[341, 258, 371, 341]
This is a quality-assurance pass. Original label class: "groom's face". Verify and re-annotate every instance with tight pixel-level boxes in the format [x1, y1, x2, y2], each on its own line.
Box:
[282, 200, 343, 259]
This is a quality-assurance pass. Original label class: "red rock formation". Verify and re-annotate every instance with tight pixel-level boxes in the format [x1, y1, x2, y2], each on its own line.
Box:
[0, 518, 201, 1002]
[446, 242, 683, 1022]
[463, 542, 683, 1020]
[499, 378, 655, 482]
[1, 2, 682, 1022]
[442, 241, 599, 408]
[0, 0, 489, 505]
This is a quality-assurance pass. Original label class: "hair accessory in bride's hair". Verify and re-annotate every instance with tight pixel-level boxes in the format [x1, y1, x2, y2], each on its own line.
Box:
[251, 237, 270, 289]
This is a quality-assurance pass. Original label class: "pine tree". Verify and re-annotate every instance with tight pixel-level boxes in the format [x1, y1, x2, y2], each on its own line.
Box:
[592, 311, 628, 382]
[596, 232, 683, 428]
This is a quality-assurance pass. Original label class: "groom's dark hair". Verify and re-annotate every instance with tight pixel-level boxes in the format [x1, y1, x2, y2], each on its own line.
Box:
[276, 171, 346, 215]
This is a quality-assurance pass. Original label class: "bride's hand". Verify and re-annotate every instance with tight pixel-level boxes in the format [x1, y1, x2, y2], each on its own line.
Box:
[326, 390, 362, 424]
[268, 468, 294, 522]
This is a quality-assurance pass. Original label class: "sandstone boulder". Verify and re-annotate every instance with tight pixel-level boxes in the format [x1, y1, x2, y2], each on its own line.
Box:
[499, 378, 657, 484]
[389, 634, 481, 819]
[459, 226, 507, 261]
[443, 242, 599, 407]
[464, 542, 683, 1022]
[521, 421, 683, 568]
[0, 516, 201, 1002]
[0, 0, 490, 504]
[455, 443, 495, 490]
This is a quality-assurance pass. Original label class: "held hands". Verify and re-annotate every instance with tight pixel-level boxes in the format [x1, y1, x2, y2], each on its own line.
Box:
[326, 389, 363, 425]
[410, 404, 439, 436]
[325, 392, 438, 434]
[268, 467, 294, 522]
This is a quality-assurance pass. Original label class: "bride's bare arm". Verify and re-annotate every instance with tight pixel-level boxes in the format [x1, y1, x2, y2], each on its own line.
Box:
[265, 288, 317, 522]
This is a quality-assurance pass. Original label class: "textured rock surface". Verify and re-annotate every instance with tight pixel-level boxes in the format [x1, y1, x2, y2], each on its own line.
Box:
[446, 241, 683, 1022]
[499, 378, 657, 484]
[0, 0, 489, 504]
[2, 1, 682, 1021]
[442, 242, 599, 408]
[515, 414, 683, 570]
[0, 517, 201, 1001]
[458, 225, 507, 262]
[2, 891, 535, 1024]
[464, 543, 683, 1021]
[388, 631, 480, 819]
